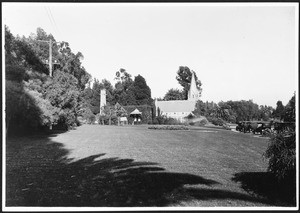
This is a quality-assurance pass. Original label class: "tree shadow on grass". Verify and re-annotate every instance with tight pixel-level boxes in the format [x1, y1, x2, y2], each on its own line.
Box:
[232, 172, 296, 206]
[6, 136, 284, 207]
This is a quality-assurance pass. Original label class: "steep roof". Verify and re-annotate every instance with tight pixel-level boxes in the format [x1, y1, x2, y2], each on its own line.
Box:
[130, 108, 142, 115]
[156, 100, 196, 113]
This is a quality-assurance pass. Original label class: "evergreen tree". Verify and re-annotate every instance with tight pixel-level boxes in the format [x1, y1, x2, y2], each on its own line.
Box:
[283, 95, 295, 122]
[132, 75, 152, 105]
[273, 101, 285, 121]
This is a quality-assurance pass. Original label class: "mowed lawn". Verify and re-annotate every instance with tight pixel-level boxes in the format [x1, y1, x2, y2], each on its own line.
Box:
[6, 125, 294, 207]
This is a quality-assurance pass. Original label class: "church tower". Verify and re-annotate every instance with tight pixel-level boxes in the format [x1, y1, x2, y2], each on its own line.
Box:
[100, 89, 106, 115]
[188, 71, 200, 101]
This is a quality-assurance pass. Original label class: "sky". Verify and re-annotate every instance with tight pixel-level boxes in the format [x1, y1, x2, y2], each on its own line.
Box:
[2, 3, 298, 107]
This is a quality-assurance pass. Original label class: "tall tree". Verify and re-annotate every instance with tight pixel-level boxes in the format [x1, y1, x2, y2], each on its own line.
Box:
[273, 100, 285, 121]
[193, 100, 208, 116]
[44, 70, 81, 128]
[259, 105, 274, 121]
[5, 26, 92, 133]
[26, 28, 91, 90]
[87, 78, 101, 114]
[114, 68, 134, 105]
[132, 75, 152, 105]
[163, 88, 184, 101]
[283, 95, 295, 122]
[176, 66, 202, 100]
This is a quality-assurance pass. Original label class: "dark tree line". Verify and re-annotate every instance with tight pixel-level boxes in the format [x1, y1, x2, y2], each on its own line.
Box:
[82, 68, 153, 117]
[192, 96, 295, 124]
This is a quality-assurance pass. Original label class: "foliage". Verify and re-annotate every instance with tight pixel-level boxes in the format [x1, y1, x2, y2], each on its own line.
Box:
[208, 117, 226, 126]
[6, 81, 43, 134]
[148, 125, 189, 130]
[176, 66, 202, 100]
[131, 75, 152, 105]
[123, 105, 153, 124]
[5, 65, 27, 83]
[114, 69, 135, 105]
[157, 116, 184, 125]
[83, 78, 101, 114]
[98, 104, 117, 125]
[78, 106, 95, 124]
[100, 79, 115, 105]
[188, 117, 209, 126]
[283, 95, 295, 122]
[163, 88, 185, 101]
[263, 95, 296, 183]
[259, 105, 274, 121]
[115, 102, 128, 125]
[26, 28, 91, 89]
[264, 130, 296, 182]
[5, 26, 93, 134]
[87, 114, 96, 124]
[115, 102, 128, 117]
[26, 89, 59, 126]
[193, 100, 208, 116]
[193, 98, 275, 124]
[273, 101, 285, 121]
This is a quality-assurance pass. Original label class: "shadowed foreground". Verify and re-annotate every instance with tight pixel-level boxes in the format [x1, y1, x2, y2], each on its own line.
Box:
[6, 126, 296, 207]
[232, 172, 296, 206]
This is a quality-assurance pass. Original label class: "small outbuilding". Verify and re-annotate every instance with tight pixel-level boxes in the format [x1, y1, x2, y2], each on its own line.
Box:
[119, 117, 128, 125]
[130, 108, 142, 125]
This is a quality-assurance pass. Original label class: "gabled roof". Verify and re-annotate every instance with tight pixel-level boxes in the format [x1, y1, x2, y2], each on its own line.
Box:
[130, 108, 142, 115]
[156, 100, 196, 113]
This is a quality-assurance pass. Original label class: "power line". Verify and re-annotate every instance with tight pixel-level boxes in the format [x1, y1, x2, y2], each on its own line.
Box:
[44, 6, 61, 39]
[44, 7, 55, 32]
[47, 7, 62, 38]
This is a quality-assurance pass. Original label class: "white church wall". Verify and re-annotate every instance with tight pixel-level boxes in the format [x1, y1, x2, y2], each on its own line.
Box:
[162, 111, 190, 123]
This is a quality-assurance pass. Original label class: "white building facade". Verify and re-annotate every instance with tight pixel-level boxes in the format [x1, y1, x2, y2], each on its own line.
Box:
[155, 71, 201, 122]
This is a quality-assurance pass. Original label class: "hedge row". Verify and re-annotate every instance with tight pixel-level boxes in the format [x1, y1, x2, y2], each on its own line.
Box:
[148, 125, 189, 130]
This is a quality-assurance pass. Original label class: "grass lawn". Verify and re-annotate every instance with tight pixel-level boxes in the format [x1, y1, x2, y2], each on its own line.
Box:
[5, 125, 296, 207]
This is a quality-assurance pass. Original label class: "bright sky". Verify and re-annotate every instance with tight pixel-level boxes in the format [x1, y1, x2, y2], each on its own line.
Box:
[2, 3, 298, 107]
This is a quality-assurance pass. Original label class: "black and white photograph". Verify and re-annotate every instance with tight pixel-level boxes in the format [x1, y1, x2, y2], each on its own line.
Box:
[2, 2, 298, 211]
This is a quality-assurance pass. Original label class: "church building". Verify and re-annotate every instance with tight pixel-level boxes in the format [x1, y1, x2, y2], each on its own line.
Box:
[155, 71, 200, 122]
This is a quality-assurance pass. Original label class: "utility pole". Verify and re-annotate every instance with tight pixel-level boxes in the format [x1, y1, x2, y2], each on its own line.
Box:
[36, 39, 59, 77]
[49, 39, 52, 77]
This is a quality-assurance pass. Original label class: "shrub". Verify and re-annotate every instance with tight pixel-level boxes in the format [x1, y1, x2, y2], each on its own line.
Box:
[152, 118, 159, 125]
[189, 116, 209, 126]
[154, 116, 185, 125]
[209, 117, 225, 126]
[148, 125, 189, 130]
[264, 130, 296, 182]
[222, 123, 231, 130]
[87, 114, 96, 124]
